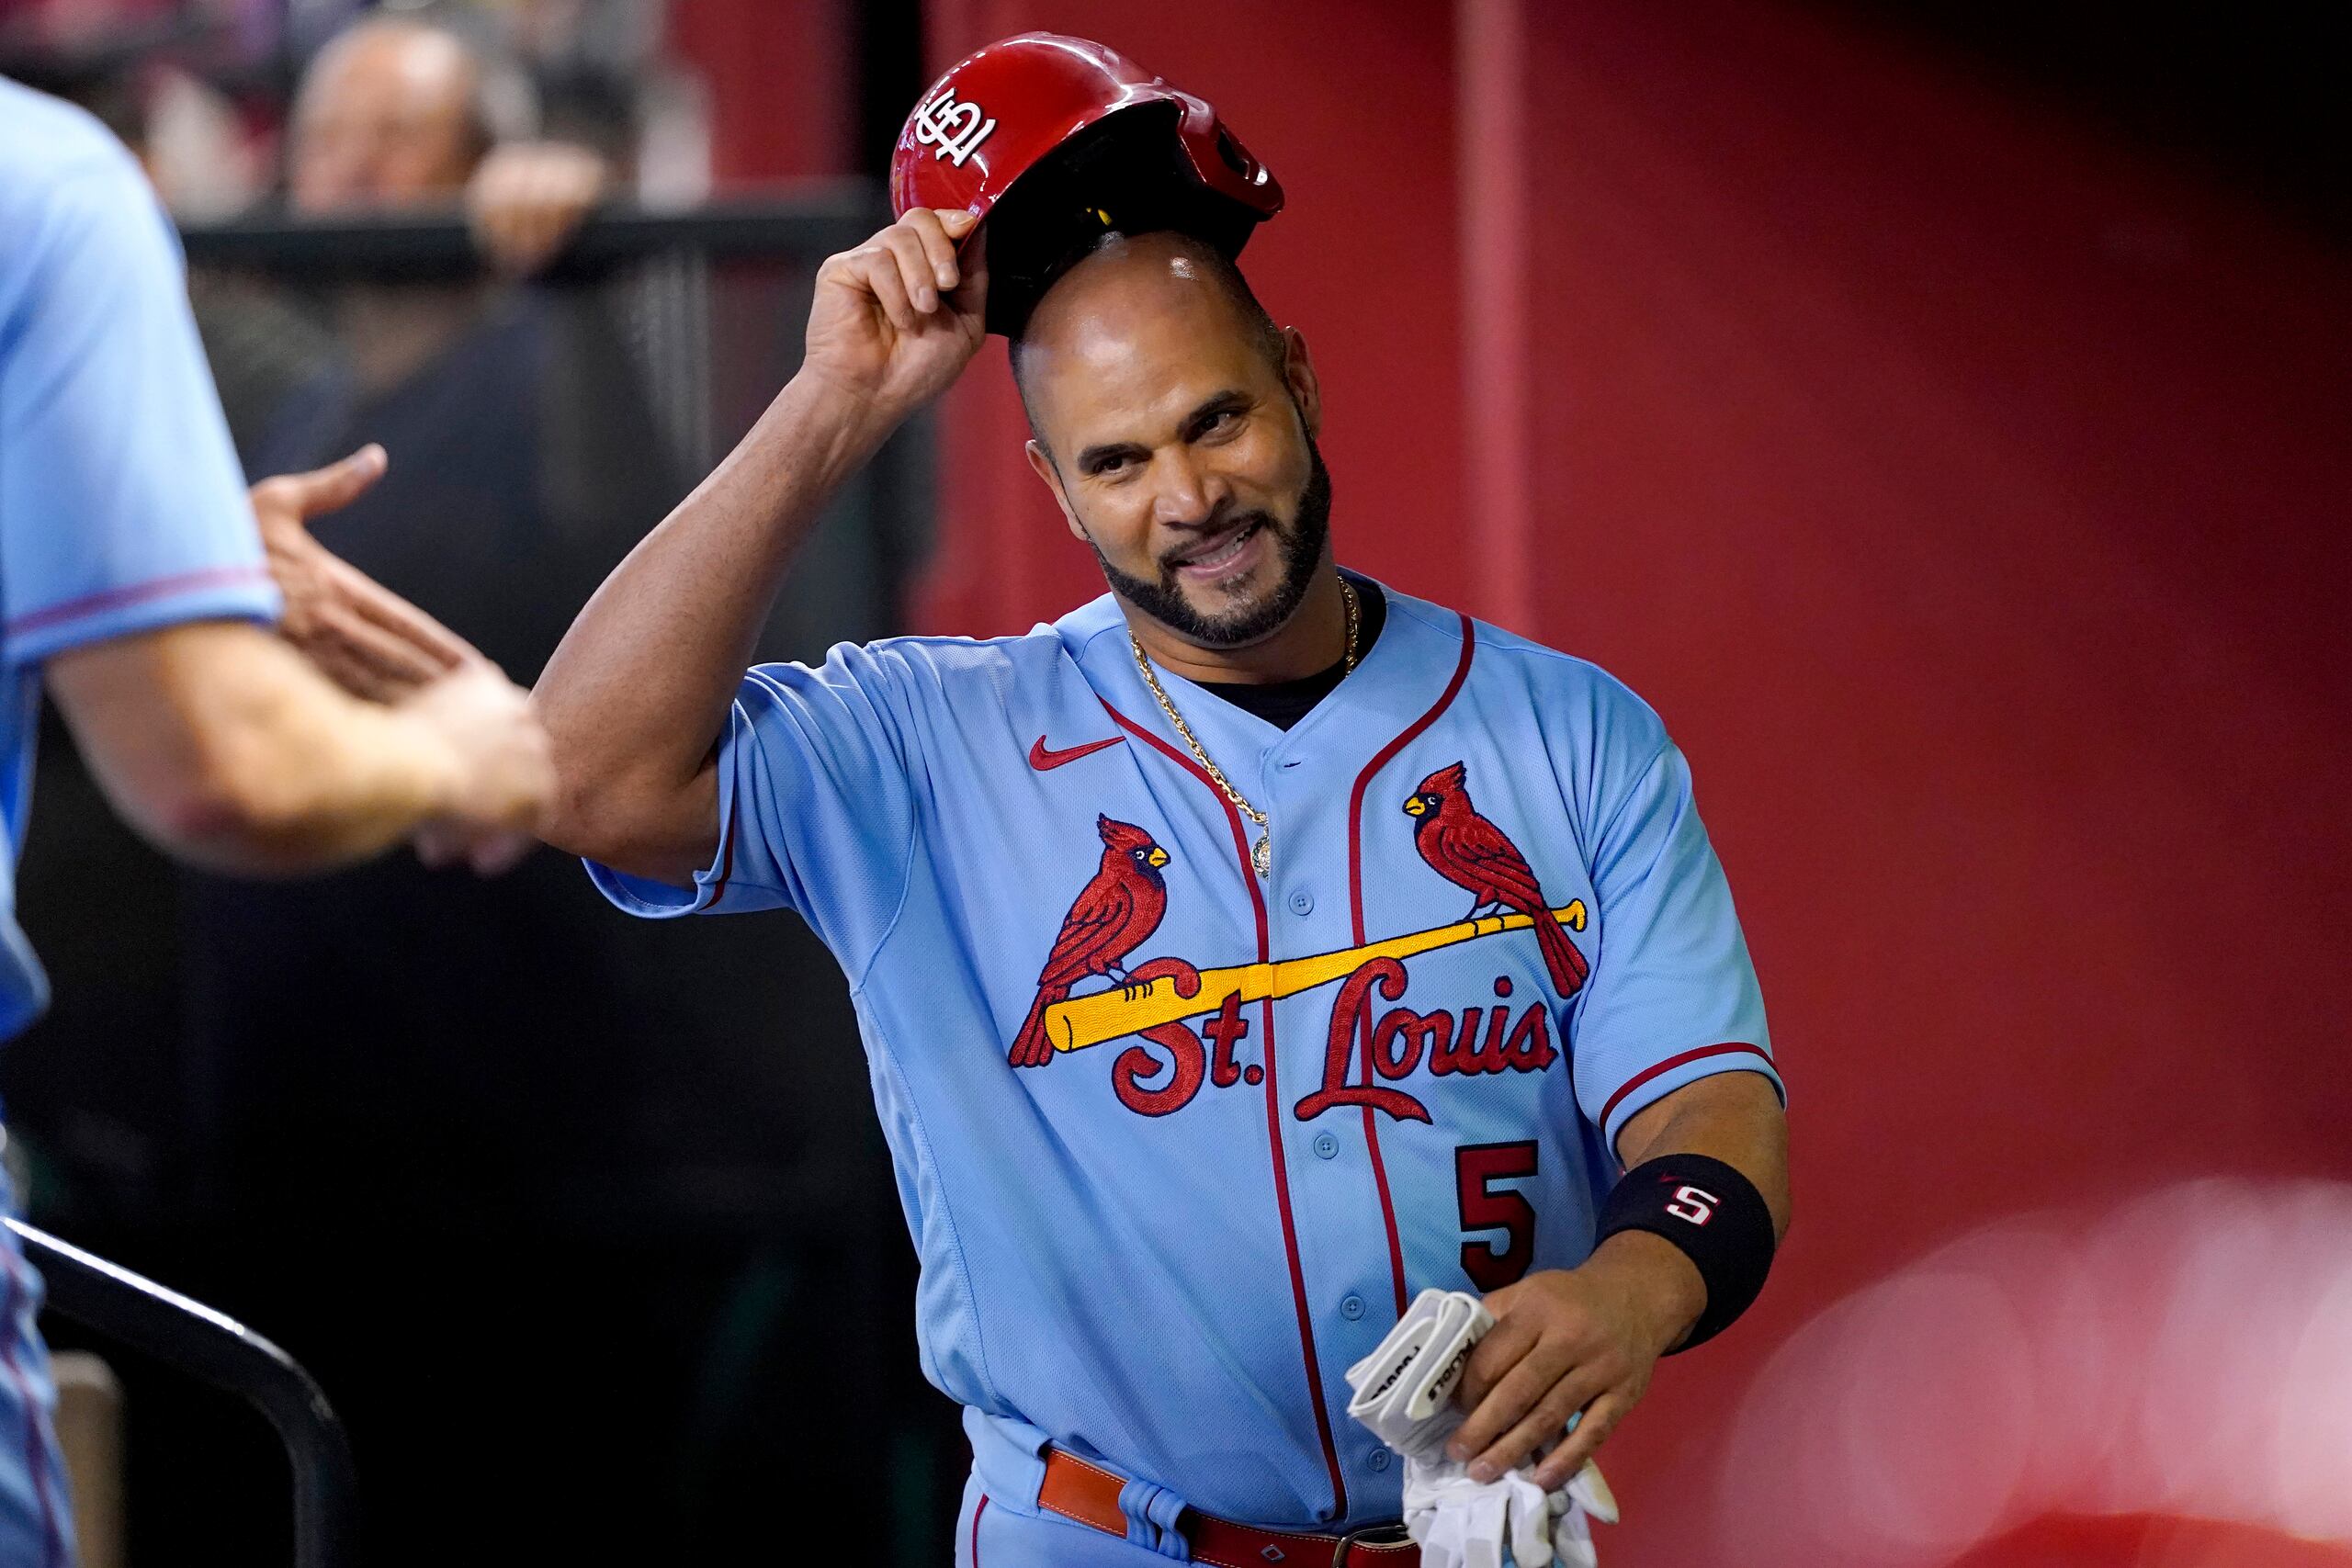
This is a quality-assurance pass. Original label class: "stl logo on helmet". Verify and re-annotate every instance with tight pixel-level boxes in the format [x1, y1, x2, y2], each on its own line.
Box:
[912, 88, 997, 167]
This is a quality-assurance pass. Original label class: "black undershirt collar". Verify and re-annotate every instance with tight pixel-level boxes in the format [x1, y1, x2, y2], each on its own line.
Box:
[1193, 574, 1388, 731]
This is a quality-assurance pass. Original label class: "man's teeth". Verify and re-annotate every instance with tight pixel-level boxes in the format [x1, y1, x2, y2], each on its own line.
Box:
[1184, 525, 1254, 570]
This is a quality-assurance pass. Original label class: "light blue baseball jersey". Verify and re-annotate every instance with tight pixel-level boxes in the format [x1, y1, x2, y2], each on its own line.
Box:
[593, 582, 1778, 1531]
[0, 80, 282, 1044]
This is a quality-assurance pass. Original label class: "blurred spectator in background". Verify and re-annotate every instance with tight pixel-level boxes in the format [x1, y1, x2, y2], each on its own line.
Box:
[0, 75, 551, 1560]
[220, 11, 658, 626]
[287, 14, 607, 352]
[6, 6, 937, 1553]
[177, 8, 690, 1235]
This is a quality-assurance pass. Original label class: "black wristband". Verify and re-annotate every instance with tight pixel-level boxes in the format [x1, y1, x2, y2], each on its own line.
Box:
[1595, 1153, 1776, 1353]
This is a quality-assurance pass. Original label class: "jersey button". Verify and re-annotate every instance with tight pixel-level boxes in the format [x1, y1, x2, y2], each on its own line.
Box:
[1340, 1293, 1366, 1321]
[1368, 1447, 1393, 1472]
[1312, 1131, 1340, 1160]
[1287, 888, 1315, 916]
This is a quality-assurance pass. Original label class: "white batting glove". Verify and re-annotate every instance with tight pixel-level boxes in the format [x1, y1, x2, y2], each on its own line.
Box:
[1347, 1289, 1620, 1568]
[1344, 1288, 1493, 1458]
[1547, 1458, 1619, 1568]
[1404, 1453, 1555, 1568]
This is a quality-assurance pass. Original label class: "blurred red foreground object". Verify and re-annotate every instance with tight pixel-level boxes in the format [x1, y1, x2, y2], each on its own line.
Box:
[1949, 1513, 2352, 1568]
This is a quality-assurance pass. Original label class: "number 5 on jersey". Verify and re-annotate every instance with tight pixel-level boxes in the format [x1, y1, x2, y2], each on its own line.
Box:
[1455, 1141, 1540, 1291]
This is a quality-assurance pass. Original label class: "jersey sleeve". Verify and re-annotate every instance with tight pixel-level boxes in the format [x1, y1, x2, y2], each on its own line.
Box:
[585, 643, 920, 972]
[1571, 739, 1780, 1158]
[0, 137, 278, 667]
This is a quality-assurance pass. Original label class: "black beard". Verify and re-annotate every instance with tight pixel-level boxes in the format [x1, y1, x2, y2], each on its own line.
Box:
[1091, 443, 1334, 649]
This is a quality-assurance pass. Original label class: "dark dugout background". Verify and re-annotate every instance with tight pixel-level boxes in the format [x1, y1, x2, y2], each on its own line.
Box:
[2, 1, 2346, 1563]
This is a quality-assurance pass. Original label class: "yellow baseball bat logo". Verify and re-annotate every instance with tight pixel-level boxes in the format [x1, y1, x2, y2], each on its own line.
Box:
[1046, 901, 1587, 1054]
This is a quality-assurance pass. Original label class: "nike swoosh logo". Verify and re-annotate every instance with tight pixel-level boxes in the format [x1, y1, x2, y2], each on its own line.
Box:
[1030, 734, 1125, 771]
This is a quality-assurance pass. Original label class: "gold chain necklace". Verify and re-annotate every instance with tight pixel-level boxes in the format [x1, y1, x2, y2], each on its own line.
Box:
[1130, 577, 1361, 879]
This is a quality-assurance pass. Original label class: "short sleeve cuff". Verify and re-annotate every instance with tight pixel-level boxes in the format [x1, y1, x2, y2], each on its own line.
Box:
[582, 716, 745, 920]
[4, 566, 279, 667]
[584, 858, 718, 919]
[1596, 1042, 1783, 1156]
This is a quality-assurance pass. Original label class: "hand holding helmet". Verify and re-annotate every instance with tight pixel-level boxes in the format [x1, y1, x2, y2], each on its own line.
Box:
[802, 30, 1286, 434]
[802, 207, 989, 426]
[889, 31, 1283, 337]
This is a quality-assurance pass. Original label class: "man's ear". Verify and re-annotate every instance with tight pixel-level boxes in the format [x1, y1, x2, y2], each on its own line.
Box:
[1281, 326, 1322, 439]
[1024, 440, 1088, 543]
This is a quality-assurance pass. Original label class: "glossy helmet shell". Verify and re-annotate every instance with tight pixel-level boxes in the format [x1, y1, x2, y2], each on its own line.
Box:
[890, 32, 1283, 334]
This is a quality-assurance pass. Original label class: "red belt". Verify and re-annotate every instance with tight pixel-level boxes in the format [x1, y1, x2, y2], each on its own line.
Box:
[1039, 1448, 1419, 1567]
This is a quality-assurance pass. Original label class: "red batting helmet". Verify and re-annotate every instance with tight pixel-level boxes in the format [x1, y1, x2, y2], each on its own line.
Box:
[890, 32, 1283, 335]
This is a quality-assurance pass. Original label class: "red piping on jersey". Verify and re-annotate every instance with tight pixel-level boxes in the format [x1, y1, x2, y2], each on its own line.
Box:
[706, 791, 741, 906]
[3, 562, 274, 638]
[1346, 614, 1479, 1317]
[1102, 696, 1351, 1523]
[971, 1494, 988, 1564]
[1598, 1043, 1781, 1135]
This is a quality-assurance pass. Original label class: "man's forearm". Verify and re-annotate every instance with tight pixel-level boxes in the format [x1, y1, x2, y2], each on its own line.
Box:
[1614, 1068, 1791, 1236]
[532, 373, 897, 866]
[1600, 1068, 1791, 1351]
[1579, 1231, 1709, 1357]
[51, 623, 463, 875]
[172, 667, 462, 874]
[1447, 1068, 1792, 1485]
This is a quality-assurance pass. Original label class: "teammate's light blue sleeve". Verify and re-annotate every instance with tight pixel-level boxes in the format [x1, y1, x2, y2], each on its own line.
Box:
[1572, 739, 1781, 1156]
[588, 643, 919, 973]
[0, 97, 278, 668]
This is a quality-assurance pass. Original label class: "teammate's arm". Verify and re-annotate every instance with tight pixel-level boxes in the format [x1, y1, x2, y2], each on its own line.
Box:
[531, 208, 984, 886]
[1447, 1070, 1790, 1490]
[46, 621, 548, 877]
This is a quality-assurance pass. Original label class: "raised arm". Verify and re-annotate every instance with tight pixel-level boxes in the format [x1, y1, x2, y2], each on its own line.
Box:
[531, 208, 986, 885]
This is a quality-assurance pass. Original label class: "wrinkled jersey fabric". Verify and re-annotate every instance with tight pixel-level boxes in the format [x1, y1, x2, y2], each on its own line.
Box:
[590, 578, 1777, 1529]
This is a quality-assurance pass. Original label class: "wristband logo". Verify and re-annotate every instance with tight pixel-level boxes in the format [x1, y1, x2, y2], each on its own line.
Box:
[1667, 1185, 1719, 1225]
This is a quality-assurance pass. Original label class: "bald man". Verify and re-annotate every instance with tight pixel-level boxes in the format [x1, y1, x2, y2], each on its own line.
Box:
[290, 15, 606, 277]
[528, 209, 1787, 1563]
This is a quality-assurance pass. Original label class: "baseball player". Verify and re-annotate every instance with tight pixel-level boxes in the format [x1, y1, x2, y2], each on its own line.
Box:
[0, 79, 552, 1563]
[535, 35, 1789, 1566]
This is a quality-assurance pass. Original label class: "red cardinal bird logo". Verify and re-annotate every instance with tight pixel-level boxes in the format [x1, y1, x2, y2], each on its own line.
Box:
[1405, 761, 1589, 1000]
[1008, 815, 1172, 1068]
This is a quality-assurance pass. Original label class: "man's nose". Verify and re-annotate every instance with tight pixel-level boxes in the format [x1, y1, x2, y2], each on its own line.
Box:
[1150, 449, 1230, 530]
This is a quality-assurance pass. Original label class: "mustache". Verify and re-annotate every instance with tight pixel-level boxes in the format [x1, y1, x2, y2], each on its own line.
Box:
[1157, 511, 1277, 575]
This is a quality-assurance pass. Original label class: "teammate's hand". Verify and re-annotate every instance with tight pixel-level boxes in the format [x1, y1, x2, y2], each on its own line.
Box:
[399, 658, 554, 874]
[251, 446, 476, 702]
[800, 209, 987, 424]
[1447, 1238, 1703, 1490]
[466, 141, 607, 276]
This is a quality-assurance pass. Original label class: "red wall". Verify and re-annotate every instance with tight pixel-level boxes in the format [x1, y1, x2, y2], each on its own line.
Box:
[1525, 6, 2352, 1560]
[670, 0, 853, 180]
[911, 2, 2352, 1560]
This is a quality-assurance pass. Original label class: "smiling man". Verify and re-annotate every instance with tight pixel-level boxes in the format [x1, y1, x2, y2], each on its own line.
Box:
[528, 34, 1789, 1567]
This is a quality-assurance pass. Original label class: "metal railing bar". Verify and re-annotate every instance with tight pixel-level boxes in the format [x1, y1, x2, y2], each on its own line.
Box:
[8, 1219, 356, 1568]
[180, 186, 888, 277]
